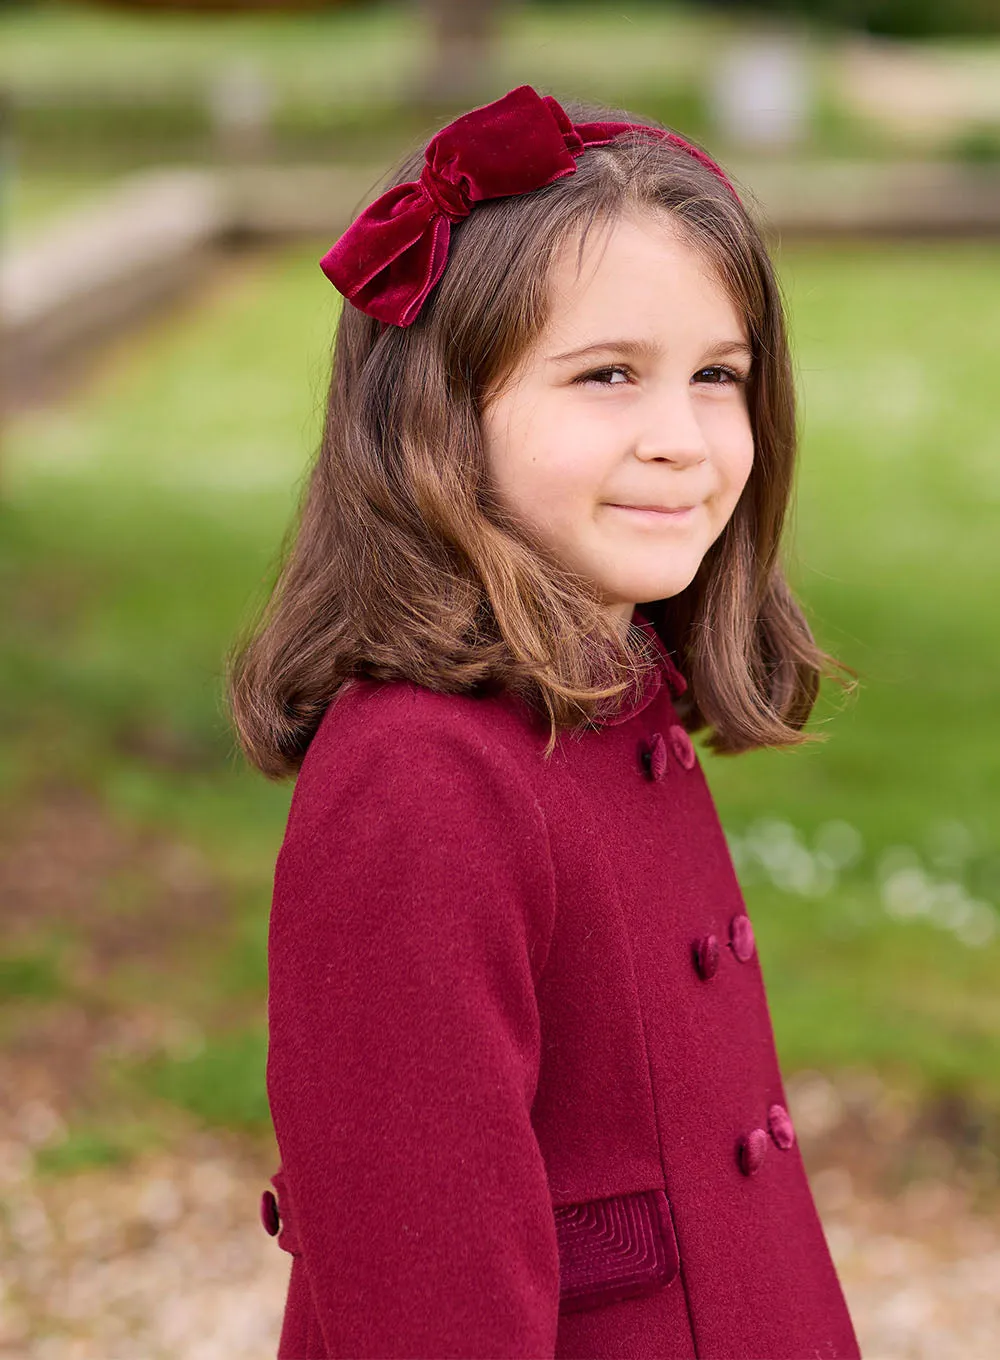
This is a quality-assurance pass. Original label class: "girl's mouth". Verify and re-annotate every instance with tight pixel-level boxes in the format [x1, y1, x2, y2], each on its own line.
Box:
[606, 503, 696, 522]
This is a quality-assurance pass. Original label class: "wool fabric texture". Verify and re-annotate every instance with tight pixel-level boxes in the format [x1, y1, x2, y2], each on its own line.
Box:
[264, 607, 860, 1358]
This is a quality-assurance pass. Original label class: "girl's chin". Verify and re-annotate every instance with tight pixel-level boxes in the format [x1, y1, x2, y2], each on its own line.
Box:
[601, 580, 698, 606]
[609, 562, 702, 601]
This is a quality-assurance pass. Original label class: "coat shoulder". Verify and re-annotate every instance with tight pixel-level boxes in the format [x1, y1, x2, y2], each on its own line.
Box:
[282, 676, 554, 901]
[300, 674, 547, 794]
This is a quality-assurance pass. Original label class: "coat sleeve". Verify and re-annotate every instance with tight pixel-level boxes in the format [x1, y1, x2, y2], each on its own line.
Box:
[266, 696, 561, 1359]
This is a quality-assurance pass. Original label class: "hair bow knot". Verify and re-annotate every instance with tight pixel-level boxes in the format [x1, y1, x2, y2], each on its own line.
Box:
[417, 162, 472, 223]
[320, 83, 740, 328]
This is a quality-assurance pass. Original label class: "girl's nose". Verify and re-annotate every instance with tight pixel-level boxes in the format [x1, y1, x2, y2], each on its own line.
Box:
[634, 386, 709, 467]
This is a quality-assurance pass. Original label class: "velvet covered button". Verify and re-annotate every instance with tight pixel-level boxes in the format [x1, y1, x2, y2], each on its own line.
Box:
[729, 913, 755, 962]
[260, 1189, 280, 1236]
[768, 1103, 796, 1150]
[737, 1128, 769, 1176]
[641, 732, 668, 781]
[692, 934, 719, 981]
[668, 724, 696, 771]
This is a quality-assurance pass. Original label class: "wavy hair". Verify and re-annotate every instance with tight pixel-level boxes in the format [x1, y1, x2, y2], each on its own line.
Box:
[226, 95, 849, 778]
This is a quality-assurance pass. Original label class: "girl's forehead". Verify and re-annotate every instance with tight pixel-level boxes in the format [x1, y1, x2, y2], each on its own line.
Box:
[540, 214, 746, 347]
[554, 213, 725, 294]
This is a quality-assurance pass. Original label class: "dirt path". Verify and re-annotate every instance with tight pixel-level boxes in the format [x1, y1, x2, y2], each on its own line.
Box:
[1, 795, 997, 1357]
[1, 1111, 998, 1359]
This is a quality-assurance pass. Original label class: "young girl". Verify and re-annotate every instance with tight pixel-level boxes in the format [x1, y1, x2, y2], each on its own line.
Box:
[228, 84, 860, 1360]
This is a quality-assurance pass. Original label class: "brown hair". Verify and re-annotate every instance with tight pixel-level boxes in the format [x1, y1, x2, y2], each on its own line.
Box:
[226, 95, 850, 779]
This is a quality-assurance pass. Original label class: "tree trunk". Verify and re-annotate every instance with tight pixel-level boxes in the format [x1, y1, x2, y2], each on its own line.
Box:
[412, 0, 512, 107]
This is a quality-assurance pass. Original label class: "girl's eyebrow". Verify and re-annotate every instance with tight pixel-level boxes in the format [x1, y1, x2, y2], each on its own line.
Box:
[547, 337, 753, 365]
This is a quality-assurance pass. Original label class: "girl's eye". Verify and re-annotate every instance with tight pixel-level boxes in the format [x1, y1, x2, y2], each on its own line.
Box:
[693, 365, 748, 386]
[575, 364, 750, 388]
[575, 365, 632, 387]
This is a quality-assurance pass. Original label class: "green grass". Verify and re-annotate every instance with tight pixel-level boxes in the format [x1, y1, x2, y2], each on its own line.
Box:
[0, 2, 710, 104]
[125, 1024, 271, 1132]
[2, 2, 723, 170]
[6, 0, 1000, 184]
[33, 1126, 130, 1175]
[0, 946, 65, 1002]
[32, 1114, 172, 1175]
[3, 237, 1000, 1148]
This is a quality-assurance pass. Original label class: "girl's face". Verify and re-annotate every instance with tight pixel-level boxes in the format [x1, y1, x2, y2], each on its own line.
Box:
[480, 210, 755, 629]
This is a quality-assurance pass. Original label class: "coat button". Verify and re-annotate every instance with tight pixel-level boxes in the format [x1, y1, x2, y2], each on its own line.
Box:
[692, 934, 719, 980]
[641, 732, 668, 780]
[768, 1103, 796, 1150]
[668, 724, 696, 770]
[729, 913, 755, 962]
[260, 1189, 280, 1236]
[737, 1128, 768, 1176]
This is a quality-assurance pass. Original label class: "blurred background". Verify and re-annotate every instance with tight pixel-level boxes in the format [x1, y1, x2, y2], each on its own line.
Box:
[1, 2, 999, 1356]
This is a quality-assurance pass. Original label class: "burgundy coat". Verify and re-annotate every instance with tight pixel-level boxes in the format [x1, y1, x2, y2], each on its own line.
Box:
[262, 608, 860, 1359]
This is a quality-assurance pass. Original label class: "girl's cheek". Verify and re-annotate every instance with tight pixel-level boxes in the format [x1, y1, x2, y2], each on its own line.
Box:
[734, 438, 755, 485]
[542, 435, 605, 485]
[719, 414, 754, 481]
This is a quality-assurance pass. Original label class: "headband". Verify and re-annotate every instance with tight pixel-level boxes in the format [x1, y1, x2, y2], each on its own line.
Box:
[319, 83, 741, 328]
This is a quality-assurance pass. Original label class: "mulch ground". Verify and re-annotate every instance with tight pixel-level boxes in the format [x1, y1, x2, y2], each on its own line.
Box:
[1, 784, 998, 1358]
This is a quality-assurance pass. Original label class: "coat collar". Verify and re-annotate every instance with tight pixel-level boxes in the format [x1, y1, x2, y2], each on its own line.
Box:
[592, 606, 688, 728]
[633, 607, 688, 698]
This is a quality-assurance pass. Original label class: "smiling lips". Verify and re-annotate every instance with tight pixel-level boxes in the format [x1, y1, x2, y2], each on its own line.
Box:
[607, 503, 697, 520]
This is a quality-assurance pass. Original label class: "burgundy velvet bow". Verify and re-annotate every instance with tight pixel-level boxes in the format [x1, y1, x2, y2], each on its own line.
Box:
[320, 84, 741, 328]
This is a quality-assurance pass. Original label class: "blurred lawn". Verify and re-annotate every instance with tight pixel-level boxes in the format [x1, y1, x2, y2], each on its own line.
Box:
[0, 2, 709, 103]
[0, 0, 901, 170]
[2, 238, 999, 1156]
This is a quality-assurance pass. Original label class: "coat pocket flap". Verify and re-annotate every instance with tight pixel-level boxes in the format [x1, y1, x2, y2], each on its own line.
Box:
[555, 1188, 680, 1314]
